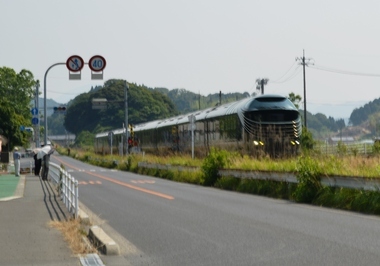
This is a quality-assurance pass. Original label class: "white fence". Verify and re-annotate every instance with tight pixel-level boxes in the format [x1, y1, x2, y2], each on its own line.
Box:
[314, 142, 374, 155]
[49, 162, 79, 218]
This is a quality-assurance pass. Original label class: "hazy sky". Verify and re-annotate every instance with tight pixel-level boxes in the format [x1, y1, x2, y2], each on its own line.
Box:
[1, 0, 380, 119]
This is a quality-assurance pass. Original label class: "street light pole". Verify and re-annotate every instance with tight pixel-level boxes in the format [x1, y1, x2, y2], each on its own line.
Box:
[43, 62, 65, 146]
[124, 81, 129, 155]
[35, 80, 40, 148]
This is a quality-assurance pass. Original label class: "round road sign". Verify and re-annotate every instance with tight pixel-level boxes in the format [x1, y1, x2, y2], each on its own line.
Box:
[31, 108, 38, 116]
[89, 55, 106, 72]
[66, 55, 84, 72]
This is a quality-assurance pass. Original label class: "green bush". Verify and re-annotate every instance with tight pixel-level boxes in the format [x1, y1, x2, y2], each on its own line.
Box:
[337, 141, 347, 156]
[201, 148, 231, 186]
[292, 155, 322, 203]
[373, 141, 380, 154]
[300, 127, 315, 153]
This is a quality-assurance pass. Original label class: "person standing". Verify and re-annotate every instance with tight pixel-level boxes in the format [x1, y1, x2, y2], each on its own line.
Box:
[33, 151, 42, 176]
[13, 147, 21, 177]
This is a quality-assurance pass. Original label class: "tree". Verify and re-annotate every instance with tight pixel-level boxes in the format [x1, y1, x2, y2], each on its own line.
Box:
[0, 67, 36, 150]
[74, 131, 94, 148]
[288, 92, 302, 109]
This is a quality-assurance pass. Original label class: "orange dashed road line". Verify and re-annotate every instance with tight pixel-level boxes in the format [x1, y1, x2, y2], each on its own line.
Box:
[53, 156, 174, 200]
[87, 172, 174, 200]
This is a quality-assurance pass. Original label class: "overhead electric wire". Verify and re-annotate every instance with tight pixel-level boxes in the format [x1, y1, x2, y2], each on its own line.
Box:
[250, 62, 301, 92]
[270, 65, 302, 84]
[270, 61, 298, 83]
[309, 64, 380, 77]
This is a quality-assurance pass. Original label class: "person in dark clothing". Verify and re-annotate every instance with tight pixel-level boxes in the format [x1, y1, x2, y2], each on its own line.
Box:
[33, 153, 42, 176]
[41, 154, 49, 181]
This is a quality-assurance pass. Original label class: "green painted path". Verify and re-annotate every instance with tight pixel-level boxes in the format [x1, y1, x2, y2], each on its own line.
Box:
[0, 174, 20, 199]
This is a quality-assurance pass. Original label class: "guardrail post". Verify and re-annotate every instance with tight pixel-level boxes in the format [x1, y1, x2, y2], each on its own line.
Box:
[64, 171, 68, 209]
[74, 180, 78, 218]
[69, 175, 73, 213]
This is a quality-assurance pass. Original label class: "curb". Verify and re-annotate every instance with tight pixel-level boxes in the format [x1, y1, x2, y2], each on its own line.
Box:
[77, 207, 120, 256]
[88, 225, 120, 255]
[78, 208, 90, 224]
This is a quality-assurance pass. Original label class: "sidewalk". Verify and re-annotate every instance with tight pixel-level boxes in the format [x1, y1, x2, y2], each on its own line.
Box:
[0, 174, 80, 265]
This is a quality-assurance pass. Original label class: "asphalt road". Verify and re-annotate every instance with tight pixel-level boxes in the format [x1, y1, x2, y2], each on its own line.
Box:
[51, 154, 380, 266]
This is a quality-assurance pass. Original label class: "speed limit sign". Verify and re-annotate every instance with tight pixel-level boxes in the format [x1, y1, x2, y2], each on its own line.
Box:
[89, 55, 106, 72]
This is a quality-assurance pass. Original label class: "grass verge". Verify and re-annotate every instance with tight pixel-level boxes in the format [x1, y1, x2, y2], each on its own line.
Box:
[49, 218, 97, 255]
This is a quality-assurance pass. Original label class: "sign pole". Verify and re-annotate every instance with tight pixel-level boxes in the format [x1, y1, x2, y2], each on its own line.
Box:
[44, 62, 65, 146]
[35, 81, 40, 148]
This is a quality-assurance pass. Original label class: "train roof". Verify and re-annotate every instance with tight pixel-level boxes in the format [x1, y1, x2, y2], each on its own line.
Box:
[133, 94, 297, 131]
[95, 127, 127, 138]
[246, 94, 298, 111]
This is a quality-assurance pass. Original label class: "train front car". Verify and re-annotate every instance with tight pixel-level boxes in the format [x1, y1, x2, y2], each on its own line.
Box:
[241, 94, 302, 157]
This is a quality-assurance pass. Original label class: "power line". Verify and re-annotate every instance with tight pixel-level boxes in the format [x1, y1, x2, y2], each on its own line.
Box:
[270, 65, 302, 84]
[270, 61, 299, 83]
[309, 64, 380, 77]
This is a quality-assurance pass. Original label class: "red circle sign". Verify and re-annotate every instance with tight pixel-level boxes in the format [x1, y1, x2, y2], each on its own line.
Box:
[66, 55, 84, 72]
[89, 55, 106, 72]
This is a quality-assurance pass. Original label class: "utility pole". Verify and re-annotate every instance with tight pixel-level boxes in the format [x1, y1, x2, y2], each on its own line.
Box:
[296, 50, 312, 128]
[35, 80, 40, 148]
[256, 78, 269, 95]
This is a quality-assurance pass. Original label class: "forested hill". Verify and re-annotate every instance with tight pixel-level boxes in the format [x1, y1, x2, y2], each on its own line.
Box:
[63, 80, 178, 135]
[349, 98, 380, 126]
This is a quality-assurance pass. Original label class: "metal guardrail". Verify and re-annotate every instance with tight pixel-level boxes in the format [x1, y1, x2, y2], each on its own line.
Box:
[49, 162, 79, 218]
[137, 162, 380, 191]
